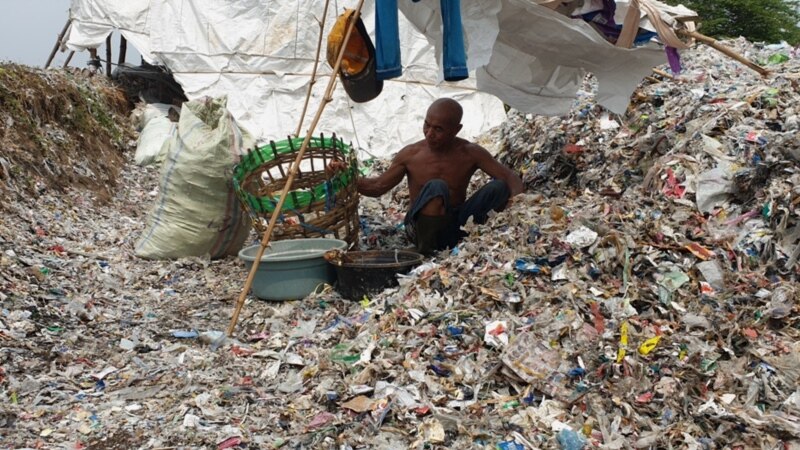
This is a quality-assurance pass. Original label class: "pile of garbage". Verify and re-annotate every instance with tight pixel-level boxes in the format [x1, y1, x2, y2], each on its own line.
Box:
[0, 64, 134, 206]
[2, 38, 800, 449]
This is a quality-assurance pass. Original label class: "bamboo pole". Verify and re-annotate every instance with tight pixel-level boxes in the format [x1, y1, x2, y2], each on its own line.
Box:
[652, 68, 674, 80]
[679, 30, 769, 77]
[45, 19, 72, 69]
[227, 0, 366, 337]
[295, 0, 332, 137]
[105, 35, 113, 77]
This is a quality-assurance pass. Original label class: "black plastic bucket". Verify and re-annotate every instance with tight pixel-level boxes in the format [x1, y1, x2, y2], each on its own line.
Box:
[325, 250, 424, 300]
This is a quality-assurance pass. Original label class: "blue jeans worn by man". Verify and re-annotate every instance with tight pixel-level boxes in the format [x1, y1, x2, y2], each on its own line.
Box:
[405, 178, 510, 254]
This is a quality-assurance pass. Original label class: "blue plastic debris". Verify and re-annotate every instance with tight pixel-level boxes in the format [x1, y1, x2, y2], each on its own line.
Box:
[557, 429, 586, 450]
[496, 441, 525, 450]
[514, 258, 542, 274]
[447, 325, 464, 336]
[522, 391, 537, 405]
[172, 330, 200, 339]
[568, 367, 587, 378]
[428, 364, 452, 377]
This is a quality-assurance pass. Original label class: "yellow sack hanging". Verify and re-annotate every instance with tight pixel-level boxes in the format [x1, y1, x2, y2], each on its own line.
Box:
[327, 9, 369, 76]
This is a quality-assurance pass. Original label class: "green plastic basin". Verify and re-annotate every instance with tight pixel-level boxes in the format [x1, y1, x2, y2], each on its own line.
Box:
[238, 238, 348, 300]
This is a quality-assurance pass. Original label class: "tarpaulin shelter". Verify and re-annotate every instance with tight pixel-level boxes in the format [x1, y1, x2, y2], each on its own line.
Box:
[63, 0, 697, 156]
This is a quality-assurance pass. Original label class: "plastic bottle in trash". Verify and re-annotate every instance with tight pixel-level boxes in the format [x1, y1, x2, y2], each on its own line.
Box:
[557, 429, 586, 450]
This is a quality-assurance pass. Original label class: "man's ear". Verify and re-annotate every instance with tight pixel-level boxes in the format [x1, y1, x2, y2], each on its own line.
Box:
[456, 123, 463, 134]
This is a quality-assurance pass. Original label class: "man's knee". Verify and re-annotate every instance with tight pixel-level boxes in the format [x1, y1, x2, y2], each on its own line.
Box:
[459, 179, 511, 225]
[483, 179, 511, 210]
[418, 179, 449, 216]
[490, 180, 511, 213]
[486, 179, 510, 197]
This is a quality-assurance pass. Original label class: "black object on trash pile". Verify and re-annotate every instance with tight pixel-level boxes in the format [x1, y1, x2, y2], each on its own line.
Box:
[113, 62, 188, 105]
[325, 249, 423, 300]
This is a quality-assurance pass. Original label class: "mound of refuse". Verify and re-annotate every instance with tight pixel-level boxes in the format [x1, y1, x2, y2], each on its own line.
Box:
[0, 64, 134, 207]
[1, 39, 800, 449]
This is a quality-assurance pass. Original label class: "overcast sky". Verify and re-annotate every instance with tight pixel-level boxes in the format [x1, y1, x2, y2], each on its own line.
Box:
[0, 0, 139, 68]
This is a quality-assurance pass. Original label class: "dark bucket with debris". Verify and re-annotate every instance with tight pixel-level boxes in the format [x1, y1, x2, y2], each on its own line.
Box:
[325, 249, 423, 300]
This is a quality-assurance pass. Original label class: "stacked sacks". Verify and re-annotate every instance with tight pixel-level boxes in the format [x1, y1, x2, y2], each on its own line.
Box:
[136, 96, 253, 260]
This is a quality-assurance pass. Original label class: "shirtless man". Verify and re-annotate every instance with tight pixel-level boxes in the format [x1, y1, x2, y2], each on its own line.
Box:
[357, 98, 523, 254]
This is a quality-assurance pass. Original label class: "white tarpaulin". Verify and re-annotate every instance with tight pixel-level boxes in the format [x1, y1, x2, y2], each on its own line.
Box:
[399, 0, 674, 115]
[67, 0, 155, 62]
[65, 0, 682, 156]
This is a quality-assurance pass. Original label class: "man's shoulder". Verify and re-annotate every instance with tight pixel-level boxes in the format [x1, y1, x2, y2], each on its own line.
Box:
[458, 139, 489, 157]
[397, 140, 426, 158]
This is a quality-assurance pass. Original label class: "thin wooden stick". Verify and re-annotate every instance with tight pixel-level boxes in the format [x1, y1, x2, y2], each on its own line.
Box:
[295, 0, 332, 137]
[679, 30, 769, 77]
[45, 19, 72, 69]
[62, 51, 75, 68]
[652, 68, 674, 80]
[227, 0, 366, 337]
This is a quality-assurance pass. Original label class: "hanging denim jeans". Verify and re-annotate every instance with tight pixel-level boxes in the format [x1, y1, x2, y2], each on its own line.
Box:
[375, 0, 403, 80]
[375, 0, 469, 82]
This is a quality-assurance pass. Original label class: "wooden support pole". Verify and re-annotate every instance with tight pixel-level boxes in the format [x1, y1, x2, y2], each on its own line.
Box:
[45, 19, 72, 69]
[679, 30, 769, 77]
[118, 35, 127, 66]
[227, 0, 365, 337]
[105, 35, 113, 77]
[62, 51, 75, 68]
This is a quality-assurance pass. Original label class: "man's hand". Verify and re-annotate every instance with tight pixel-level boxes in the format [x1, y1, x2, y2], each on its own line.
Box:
[326, 159, 348, 176]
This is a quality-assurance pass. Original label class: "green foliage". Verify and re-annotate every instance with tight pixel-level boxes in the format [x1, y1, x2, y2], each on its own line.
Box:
[664, 0, 800, 45]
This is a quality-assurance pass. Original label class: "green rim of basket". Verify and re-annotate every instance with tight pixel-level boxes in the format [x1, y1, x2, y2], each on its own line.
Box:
[233, 136, 356, 214]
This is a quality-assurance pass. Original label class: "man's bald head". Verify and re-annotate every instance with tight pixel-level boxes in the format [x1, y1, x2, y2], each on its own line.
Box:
[428, 98, 463, 127]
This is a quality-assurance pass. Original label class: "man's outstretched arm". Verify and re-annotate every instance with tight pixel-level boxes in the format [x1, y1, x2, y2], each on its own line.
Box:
[357, 148, 410, 197]
[473, 145, 524, 196]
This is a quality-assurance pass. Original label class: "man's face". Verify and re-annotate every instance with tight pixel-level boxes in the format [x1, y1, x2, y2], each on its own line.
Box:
[422, 108, 459, 151]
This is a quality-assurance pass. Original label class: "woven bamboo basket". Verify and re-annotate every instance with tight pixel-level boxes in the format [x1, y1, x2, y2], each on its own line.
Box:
[233, 134, 360, 244]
